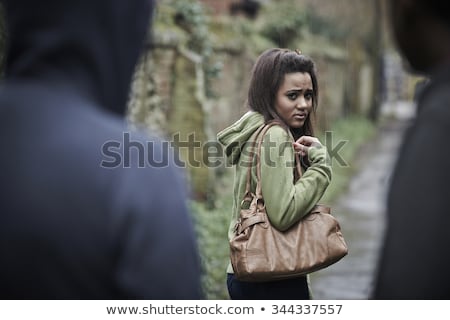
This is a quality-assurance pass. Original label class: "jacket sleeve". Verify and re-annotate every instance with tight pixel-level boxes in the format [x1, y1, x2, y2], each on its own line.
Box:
[260, 126, 332, 231]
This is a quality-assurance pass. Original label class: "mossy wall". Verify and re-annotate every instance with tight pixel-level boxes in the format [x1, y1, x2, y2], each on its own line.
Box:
[169, 54, 210, 200]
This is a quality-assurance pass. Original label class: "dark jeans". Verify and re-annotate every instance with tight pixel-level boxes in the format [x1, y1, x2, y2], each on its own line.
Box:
[227, 273, 310, 300]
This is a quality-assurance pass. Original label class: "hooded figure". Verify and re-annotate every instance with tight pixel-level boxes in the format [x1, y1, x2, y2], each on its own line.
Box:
[373, 0, 450, 299]
[0, 0, 203, 299]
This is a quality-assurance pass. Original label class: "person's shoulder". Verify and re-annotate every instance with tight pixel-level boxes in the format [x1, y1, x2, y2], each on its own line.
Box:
[420, 82, 450, 125]
[263, 124, 290, 142]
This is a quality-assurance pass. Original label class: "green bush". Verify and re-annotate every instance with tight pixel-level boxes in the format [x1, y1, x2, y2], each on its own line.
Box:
[259, 0, 307, 48]
[190, 172, 233, 299]
[319, 115, 375, 204]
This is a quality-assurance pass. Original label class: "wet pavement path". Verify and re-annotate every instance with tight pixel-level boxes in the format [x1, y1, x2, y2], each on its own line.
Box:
[310, 102, 415, 299]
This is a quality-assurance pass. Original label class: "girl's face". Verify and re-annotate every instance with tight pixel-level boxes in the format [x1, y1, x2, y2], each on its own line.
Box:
[275, 72, 313, 129]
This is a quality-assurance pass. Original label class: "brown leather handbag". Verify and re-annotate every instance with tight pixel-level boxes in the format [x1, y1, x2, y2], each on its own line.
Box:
[230, 122, 348, 282]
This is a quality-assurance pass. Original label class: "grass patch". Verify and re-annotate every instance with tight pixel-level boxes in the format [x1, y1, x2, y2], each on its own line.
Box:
[319, 116, 375, 204]
[191, 116, 375, 299]
[190, 170, 234, 300]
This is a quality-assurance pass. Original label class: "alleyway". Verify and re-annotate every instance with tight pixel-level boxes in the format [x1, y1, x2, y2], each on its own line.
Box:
[310, 101, 416, 299]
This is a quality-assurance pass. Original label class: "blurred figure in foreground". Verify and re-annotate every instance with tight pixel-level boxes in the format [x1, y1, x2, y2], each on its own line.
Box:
[374, 0, 450, 299]
[0, 0, 202, 299]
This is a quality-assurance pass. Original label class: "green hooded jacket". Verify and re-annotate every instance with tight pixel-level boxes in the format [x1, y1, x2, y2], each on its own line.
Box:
[217, 111, 332, 274]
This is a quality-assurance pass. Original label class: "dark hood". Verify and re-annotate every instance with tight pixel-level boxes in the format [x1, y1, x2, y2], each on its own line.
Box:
[1, 0, 153, 115]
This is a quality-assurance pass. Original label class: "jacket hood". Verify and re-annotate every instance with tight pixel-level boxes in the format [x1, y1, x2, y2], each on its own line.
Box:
[1, 0, 153, 115]
[217, 111, 264, 165]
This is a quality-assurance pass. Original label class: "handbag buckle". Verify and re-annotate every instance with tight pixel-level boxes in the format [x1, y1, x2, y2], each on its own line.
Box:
[234, 218, 242, 233]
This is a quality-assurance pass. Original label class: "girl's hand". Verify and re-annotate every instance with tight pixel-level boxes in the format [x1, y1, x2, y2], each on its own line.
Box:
[292, 136, 322, 157]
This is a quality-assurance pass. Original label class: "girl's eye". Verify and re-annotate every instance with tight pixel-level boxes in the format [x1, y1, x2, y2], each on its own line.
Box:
[287, 93, 298, 100]
[305, 92, 313, 100]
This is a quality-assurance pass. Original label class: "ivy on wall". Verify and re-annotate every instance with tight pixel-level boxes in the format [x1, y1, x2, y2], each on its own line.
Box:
[259, 0, 307, 48]
[168, 0, 222, 97]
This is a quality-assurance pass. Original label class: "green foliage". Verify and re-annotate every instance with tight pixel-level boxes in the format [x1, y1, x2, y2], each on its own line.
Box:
[319, 116, 376, 204]
[305, 9, 348, 42]
[259, 0, 307, 48]
[190, 171, 234, 299]
[171, 0, 210, 54]
[257, 1, 354, 48]
[162, 0, 221, 97]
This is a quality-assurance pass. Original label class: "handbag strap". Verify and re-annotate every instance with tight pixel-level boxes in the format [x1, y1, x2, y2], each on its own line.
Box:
[243, 120, 303, 201]
[243, 123, 266, 197]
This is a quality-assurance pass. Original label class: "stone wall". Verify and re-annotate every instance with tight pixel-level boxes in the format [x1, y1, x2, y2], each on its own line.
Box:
[198, 0, 236, 15]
